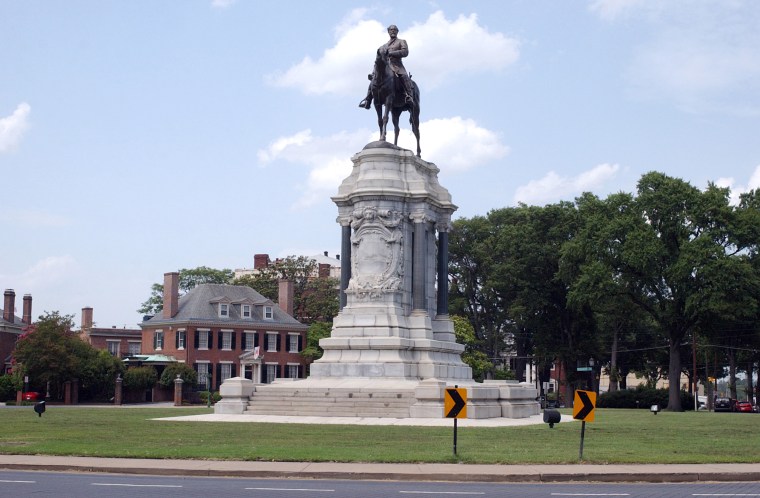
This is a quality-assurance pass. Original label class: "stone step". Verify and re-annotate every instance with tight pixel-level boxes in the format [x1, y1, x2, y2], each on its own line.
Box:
[245, 405, 411, 417]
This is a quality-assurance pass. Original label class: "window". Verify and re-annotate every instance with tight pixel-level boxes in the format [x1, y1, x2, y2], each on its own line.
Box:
[196, 362, 210, 389]
[177, 330, 186, 350]
[265, 364, 278, 384]
[219, 303, 229, 318]
[198, 330, 210, 349]
[107, 340, 120, 356]
[266, 332, 278, 352]
[242, 305, 251, 318]
[128, 342, 141, 356]
[220, 363, 232, 383]
[288, 334, 300, 353]
[264, 306, 273, 320]
[244, 331, 255, 351]
[222, 331, 232, 350]
[287, 364, 300, 379]
[154, 330, 164, 350]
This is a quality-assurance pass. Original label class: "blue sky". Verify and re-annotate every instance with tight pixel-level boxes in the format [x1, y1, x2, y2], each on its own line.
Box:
[1, 0, 759, 329]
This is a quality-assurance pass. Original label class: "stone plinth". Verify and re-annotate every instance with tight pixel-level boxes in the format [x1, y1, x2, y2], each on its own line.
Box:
[215, 377, 255, 415]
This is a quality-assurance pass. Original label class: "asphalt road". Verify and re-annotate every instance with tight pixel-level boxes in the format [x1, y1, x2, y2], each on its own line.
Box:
[3, 470, 760, 498]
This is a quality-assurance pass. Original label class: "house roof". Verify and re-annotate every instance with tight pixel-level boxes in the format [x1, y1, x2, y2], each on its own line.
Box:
[140, 283, 306, 330]
[0, 310, 25, 332]
[86, 328, 142, 338]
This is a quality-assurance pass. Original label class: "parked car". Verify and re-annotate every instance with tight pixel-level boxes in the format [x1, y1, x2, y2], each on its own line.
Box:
[735, 400, 753, 413]
[22, 391, 41, 401]
[714, 397, 733, 412]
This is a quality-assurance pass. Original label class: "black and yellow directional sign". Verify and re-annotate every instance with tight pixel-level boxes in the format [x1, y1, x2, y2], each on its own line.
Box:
[573, 390, 596, 422]
[444, 387, 467, 418]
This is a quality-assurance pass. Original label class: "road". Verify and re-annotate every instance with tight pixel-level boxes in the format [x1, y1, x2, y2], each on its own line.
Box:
[3, 470, 760, 497]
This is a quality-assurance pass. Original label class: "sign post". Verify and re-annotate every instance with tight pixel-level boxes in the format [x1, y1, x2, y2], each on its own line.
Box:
[444, 386, 467, 456]
[573, 389, 597, 460]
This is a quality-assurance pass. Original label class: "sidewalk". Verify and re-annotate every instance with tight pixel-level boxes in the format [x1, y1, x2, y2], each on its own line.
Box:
[1, 455, 759, 483]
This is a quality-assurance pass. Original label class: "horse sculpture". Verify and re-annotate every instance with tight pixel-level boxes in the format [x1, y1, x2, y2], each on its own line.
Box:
[371, 48, 421, 157]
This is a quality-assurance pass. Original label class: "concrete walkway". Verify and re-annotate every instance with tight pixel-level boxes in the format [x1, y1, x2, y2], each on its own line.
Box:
[1, 454, 759, 483]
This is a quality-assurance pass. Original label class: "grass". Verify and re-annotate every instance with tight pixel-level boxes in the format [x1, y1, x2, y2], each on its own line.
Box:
[1, 406, 759, 464]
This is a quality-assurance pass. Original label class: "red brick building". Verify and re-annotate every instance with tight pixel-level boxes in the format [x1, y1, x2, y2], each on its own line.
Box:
[78, 306, 142, 358]
[1, 289, 32, 374]
[139, 273, 308, 391]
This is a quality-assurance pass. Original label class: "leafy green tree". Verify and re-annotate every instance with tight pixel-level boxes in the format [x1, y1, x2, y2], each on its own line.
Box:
[159, 362, 198, 389]
[452, 315, 495, 381]
[566, 174, 760, 410]
[122, 366, 158, 391]
[138, 266, 235, 314]
[300, 321, 332, 365]
[78, 349, 125, 401]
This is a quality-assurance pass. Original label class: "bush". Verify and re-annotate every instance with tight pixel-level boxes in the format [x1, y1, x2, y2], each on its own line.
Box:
[158, 363, 197, 388]
[122, 366, 158, 391]
[198, 390, 221, 405]
[598, 386, 695, 410]
[0, 374, 20, 401]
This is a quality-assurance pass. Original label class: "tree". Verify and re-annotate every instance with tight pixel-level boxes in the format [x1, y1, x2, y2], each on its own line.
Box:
[452, 315, 494, 381]
[138, 266, 235, 314]
[567, 174, 760, 410]
[300, 321, 332, 366]
[159, 362, 198, 389]
[122, 366, 158, 391]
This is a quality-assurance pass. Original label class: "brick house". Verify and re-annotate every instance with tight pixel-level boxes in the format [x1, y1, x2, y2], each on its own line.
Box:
[1, 289, 32, 374]
[78, 307, 142, 358]
[139, 272, 308, 391]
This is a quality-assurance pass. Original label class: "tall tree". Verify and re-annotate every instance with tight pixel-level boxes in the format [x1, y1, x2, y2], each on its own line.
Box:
[138, 266, 235, 314]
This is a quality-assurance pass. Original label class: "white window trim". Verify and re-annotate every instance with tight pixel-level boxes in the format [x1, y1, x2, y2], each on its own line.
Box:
[266, 332, 278, 352]
[244, 330, 255, 351]
[288, 333, 299, 353]
[264, 306, 273, 320]
[107, 340, 120, 356]
[127, 341, 141, 355]
[198, 328, 210, 350]
[242, 304, 252, 319]
[219, 303, 229, 318]
[177, 329, 186, 350]
[155, 330, 164, 351]
[221, 329, 233, 351]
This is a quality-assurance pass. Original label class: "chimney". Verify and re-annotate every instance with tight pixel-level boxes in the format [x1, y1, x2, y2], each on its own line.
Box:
[278, 279, 294, 316]
[163, 272, 180, 319]
[318, 263, 330, 279]
[3, 289, 15, 323]
[323, 251, 328, 257]
[22, 294, 32, 324]
[254, 254, 270, 269]
[81, 306, 93, 329]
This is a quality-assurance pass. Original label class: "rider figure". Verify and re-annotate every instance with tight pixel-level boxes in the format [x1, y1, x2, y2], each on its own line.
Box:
[359, 24, 414, 109]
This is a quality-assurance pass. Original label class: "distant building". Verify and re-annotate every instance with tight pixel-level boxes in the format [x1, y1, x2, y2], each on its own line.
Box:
[139, 272, 308, 391]
[0, 289, 32, 374]
[78, 306, 142, 358]
[233, 251, 342, 280]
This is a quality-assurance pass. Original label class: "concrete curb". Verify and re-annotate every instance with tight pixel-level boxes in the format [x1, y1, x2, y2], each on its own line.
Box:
[1, 456, 760, 483]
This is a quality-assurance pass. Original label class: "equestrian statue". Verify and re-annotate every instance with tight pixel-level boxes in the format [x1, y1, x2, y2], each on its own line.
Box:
[358, 24, 421, 157]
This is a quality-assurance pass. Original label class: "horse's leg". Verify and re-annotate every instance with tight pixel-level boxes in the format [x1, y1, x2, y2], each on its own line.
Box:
[381, 97, 393, 141]
[411, 106, 421, 157]
[375, 103, 385, 141]
[392, 108, 401, 146]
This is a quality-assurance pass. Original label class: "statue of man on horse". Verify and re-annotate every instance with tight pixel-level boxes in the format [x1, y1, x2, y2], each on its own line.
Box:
[358, 24, 421, 157]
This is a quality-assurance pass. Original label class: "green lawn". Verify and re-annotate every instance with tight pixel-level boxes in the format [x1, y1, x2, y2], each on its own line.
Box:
[1, 406, 758, 464]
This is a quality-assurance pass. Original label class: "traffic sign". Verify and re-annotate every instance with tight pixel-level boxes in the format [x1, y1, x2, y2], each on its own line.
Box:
[444, 387, 467, 419]
[573, 390, 596, 422]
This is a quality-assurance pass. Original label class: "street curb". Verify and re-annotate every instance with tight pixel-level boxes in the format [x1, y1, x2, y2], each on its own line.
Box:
[2, 462, 760, 483]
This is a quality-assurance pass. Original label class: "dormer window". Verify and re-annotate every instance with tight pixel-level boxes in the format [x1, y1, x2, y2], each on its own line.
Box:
[242, 304, 251, 319]
[264, 306, 273, 320]
[219, 303, 229, 318]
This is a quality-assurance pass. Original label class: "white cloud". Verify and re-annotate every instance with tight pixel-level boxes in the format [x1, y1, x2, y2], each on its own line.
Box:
[210, 0, 236, 8]
[514, 163, 620, 205]
[258, 117, 509, 209]
[717, 164, 760, 205]
[267, 10, 520, 95]
[0, 102, 31, 153]
[0, 255, 80, 291]
[591, 2, 760, 115]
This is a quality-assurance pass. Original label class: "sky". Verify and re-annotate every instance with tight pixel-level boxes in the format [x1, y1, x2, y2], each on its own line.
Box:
[1, 0, 759, 329]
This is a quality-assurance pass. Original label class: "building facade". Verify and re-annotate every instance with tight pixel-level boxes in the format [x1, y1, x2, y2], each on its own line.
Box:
[139, 273, 308, 391]
[78, 306, 142, 358]
[1, 290, 32, 374]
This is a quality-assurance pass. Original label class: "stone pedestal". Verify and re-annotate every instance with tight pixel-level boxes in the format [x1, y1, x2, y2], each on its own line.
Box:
[215, 377, 255, 414]
[239, 143, 539, 419]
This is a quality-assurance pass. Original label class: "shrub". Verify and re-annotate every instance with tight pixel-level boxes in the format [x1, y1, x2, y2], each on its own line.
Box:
[198, 390, 221, 405]
[158, 363, 198, 388]
[122, 366, 158, 391]
[0, 374, 20, 401]
[597, 386, 695, 410]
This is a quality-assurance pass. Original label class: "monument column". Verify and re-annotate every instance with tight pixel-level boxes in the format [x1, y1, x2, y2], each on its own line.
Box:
[436, 224, 449, 316]
[339, 218, 352, 310]
[411, 212, 428, 312]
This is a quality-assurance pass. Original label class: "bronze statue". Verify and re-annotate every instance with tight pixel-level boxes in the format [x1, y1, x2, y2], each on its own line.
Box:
[359, 24, 421, 157]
